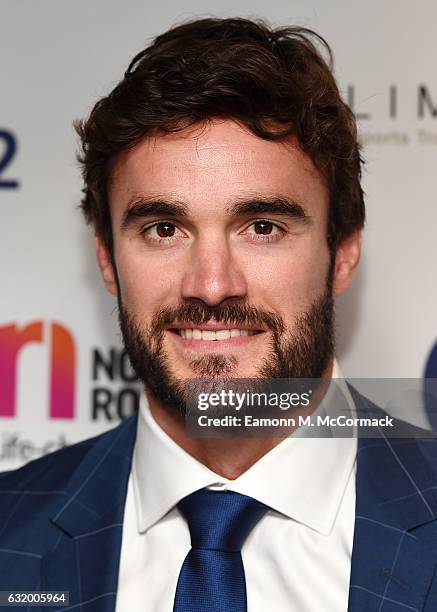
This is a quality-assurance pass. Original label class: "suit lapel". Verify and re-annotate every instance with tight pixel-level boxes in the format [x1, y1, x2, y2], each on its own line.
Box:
[41, 413, 138, 612]
[348, 394, 437, 611]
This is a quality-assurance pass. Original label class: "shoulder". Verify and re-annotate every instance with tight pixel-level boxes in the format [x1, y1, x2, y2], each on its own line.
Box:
[0, 421, 126, 518]
[349, 383, 436, 436]
[350, 385, 437, 477]
[1, 431, 101, 488]
[0, 415, 137, 561]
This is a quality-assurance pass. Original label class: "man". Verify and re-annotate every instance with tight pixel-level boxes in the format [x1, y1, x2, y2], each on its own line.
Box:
[1, 17, 437, 612]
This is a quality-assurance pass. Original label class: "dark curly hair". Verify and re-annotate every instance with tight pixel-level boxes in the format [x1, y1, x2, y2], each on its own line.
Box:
[75, 17, 365, 255]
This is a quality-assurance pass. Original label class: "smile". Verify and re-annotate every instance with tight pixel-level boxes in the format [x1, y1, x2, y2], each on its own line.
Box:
[176, 328, 260, 340]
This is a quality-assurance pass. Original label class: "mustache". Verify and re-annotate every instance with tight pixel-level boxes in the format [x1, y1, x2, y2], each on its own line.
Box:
[149, 302, 285, 335]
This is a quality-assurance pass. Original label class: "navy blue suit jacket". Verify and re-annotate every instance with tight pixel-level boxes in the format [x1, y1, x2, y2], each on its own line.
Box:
[2, 391, 437, 611]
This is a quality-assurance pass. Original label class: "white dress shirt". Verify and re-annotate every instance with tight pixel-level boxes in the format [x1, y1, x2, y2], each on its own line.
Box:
[116, 362, 357, 612]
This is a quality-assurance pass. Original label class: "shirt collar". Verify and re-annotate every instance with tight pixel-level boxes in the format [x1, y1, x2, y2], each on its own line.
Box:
[132, 394, 226, 533]
[133, 359, 357, 536]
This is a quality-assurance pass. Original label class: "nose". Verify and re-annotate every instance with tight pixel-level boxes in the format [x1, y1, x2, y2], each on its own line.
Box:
[180, 234, 247, 306]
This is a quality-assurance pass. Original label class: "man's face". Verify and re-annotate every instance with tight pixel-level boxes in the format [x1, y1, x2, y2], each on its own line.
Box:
[98, 119, 359, 411]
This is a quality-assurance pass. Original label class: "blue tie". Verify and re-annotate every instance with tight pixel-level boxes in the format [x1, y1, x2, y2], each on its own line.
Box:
[173, 488, 269, 612]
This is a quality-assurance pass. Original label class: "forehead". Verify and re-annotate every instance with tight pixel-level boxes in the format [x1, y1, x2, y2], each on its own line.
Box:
[109, 119, 328, 218]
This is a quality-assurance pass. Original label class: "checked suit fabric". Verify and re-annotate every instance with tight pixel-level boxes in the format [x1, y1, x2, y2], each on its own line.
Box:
[2, 390, 437, 611]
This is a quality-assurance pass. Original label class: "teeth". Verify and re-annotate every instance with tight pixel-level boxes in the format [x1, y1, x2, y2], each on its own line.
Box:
[216, 330, 231, 340]
[179, 329, 257, 340]
[202, 331, 215, 340]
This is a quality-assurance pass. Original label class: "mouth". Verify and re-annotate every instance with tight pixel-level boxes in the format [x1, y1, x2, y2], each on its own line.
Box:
[172, 328, 261, 340]
[166, 323, 266, 347]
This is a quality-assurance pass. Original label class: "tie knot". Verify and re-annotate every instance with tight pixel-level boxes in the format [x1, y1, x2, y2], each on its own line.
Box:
[177, 489, 268, 552]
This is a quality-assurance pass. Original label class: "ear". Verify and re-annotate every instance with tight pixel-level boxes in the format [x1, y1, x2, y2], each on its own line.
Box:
[332, 230, 362, 296]
[95, 235, 118, 296]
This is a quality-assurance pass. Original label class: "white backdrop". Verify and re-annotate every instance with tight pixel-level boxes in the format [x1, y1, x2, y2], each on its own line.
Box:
[1, 0, 436, 470]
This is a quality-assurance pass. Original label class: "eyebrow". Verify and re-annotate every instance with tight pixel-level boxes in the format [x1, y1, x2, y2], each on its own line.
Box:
[226, 197, 310, 222]
[121, 198, 189, 231]
[120, 195, 311, 231]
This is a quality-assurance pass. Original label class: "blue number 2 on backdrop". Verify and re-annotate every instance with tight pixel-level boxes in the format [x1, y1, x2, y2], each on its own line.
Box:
[0, 130, 19, 189]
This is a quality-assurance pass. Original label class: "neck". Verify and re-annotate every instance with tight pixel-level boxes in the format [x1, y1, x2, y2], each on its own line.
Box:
[146, 358, 334, 480]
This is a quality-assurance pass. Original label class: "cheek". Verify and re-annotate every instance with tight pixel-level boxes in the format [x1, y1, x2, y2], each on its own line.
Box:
[115, 247, 178, 315]
[244, 243, 330, 311]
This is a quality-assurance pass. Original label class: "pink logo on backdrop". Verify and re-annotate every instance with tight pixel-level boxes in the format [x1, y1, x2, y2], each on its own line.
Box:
[0, 321, 76, 419]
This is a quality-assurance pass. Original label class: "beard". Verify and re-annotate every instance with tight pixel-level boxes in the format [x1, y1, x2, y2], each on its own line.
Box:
[117, 267, 335, 416]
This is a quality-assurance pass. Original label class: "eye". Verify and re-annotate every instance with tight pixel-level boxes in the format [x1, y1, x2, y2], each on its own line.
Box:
[155, 222, 176, 237]
[141, 221, 186, 245]
[253, 221, 274, 235]
[243, 219, 285, 243]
